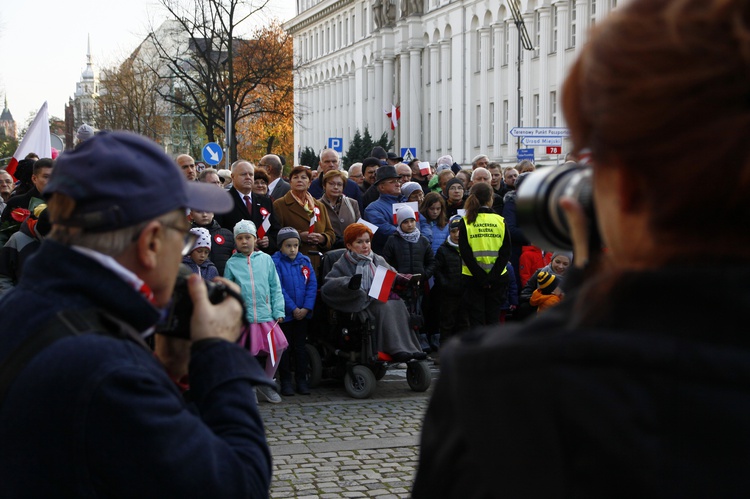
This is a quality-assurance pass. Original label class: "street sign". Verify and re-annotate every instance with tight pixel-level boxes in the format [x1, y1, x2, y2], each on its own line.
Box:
[202, 142, 223, 165]
[522, 137, 563, 146]
[510, 127, 570, 138]
[400, 147, 417, 162]
[328, 137, 343, 153]
[546, 146, 562, 155]
[517, 148, 535, 161]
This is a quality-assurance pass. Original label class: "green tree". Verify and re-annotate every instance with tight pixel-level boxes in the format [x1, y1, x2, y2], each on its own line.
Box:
[299, 146, 318, 169]
[341, 127, 394, 169]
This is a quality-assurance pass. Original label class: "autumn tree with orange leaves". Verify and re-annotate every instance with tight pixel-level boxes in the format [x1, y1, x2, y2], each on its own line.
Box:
[235, 22, 294, 164]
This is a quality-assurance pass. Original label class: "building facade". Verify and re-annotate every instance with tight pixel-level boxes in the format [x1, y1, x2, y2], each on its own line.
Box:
[71, 35, 100, 130]
[285, 0, 623, 166]
[0, 98, 16, 141]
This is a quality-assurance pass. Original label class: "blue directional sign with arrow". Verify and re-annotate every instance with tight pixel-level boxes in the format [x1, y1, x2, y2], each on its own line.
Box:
[202, 142, 223, 166]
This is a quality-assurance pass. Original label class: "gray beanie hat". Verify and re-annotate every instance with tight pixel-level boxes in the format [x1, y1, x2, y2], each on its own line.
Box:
[277, 226, 301, 245]
[400, 182, 423, 200]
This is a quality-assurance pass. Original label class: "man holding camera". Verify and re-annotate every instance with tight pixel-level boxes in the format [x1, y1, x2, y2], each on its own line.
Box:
[0, 132, 274, 497]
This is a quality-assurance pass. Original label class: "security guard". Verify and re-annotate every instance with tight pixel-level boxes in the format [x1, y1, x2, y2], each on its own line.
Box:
[458, 182, 511, 327]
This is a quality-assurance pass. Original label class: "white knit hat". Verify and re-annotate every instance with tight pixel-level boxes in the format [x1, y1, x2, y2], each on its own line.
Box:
[189, 227, 211, 252]
[233, 219, 257, 237]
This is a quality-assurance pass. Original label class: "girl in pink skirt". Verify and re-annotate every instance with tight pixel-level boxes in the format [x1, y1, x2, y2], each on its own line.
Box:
[224, 220, 287, 403]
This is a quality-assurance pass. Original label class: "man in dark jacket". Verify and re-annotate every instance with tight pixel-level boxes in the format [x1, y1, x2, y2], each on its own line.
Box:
[0, 158, 53, 224]
[308, 148, 363, 210]
[214, 160, 280, 255]
[0, 131, 274, 497]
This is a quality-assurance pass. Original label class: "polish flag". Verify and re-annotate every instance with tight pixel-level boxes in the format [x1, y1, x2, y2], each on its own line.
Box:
[368, 266, 397, 302]
[309, 206, 320, 233]
[356, 218, 379, 233]
[267, 321, 280, 367]
[6, 102, 51, 180]
[418, 161, 431, 176]
[386, 104, 400, 130]
[257, 207, 271, 239]
[392, 201, 420, 225]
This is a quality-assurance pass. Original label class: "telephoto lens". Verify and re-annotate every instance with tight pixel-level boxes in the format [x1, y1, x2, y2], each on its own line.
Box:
[516, 162, 596, 252]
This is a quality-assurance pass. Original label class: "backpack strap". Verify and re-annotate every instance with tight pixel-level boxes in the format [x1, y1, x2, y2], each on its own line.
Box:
[0, 309, 147, 408]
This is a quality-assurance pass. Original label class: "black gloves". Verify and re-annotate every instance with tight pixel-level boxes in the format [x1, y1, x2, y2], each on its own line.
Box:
[348, 274, 363, 290]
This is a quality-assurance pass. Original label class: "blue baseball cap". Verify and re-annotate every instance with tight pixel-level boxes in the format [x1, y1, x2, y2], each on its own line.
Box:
[45, 131, 233, 231]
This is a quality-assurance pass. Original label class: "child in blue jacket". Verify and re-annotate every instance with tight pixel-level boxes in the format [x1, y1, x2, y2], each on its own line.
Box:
[271, 227, 317, 396]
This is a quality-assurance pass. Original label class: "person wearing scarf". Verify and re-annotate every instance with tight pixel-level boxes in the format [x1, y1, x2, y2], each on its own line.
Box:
[273, 166, 335, 273]
[321, 223, 427, 362]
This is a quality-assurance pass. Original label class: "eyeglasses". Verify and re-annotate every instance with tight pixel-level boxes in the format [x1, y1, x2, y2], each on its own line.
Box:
[349, 173, 363, 179]
[161, 221, 198, 256]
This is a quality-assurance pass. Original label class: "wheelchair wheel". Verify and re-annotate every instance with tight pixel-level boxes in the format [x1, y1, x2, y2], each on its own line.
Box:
[344, 365, 377, 399]
[406, 361, 432, 392]
[370, 363, 387, 380]
[305, 344, 323, 388]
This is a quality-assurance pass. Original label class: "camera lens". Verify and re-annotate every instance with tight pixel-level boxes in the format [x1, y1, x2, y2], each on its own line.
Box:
[516, 163, 596, 251]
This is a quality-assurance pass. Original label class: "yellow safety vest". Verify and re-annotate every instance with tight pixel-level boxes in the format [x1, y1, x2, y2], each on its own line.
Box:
[461, 212, 508, 276]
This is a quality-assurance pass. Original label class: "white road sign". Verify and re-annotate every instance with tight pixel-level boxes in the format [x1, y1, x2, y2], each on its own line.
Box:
[510, 127, 570, 138]
[522, 137, 564, 146]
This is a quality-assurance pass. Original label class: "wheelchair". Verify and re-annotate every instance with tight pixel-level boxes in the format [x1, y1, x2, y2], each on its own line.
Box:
[305, 248, 432, 399]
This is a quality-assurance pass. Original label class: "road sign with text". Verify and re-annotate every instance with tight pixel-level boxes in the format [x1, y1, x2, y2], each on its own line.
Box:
[510, 127, 570, 138]
[522, 137, 563, 147]
[546, 146, 562, 155]
[517, 148, 535, 161]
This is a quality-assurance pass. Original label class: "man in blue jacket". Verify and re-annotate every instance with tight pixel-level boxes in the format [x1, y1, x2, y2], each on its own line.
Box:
[363, 165, 402, 254]
[0, 131, 275, 497]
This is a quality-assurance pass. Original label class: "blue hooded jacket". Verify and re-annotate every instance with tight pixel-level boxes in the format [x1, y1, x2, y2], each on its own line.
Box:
[271, 251, 317, 322]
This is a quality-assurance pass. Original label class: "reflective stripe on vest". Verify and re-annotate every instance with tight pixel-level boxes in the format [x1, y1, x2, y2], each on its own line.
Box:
[461, 212, 507, 276]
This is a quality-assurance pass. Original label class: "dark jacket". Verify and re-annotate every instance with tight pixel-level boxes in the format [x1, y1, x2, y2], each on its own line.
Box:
[214, 186, 280, 254]
[181, 254, 219, 282]
[381, 232, 436, 279]
[0, 218, 42, 295]
[415, 265, 750, 497]
[0, 240, 273, 497]
[191, 219, 235, 276]
[433, 240, 462, 296]
[0, 186, 41, 224]
[269, 178, 291, 201]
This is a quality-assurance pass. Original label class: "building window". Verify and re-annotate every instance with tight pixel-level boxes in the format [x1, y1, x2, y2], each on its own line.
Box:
[345, 18, 349, 45]
[569, 2, 577, 48]
[476, 31, 482, 72]
[590, 0, 597, 26]
[503, 100, 509, 144]
[550, 91, 558, 126]
[489, 28, 495, 69]
[489, 102, 495, 146]
[438, 110, 443, 153]
[426, 113, 431, 155]
[550, 5, 558, 53]
[534, 94, 540, 126]
[475, 105, 481, 147]
[534, 10, 541, 57]
[503, 21, 510, 66]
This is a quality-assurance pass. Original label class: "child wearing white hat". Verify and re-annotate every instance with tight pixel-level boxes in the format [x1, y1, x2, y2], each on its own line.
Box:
[182, 227, 219, 282]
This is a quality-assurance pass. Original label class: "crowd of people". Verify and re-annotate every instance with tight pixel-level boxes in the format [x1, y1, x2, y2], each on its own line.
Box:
[0, 137, 569, 401]
[2, 0, 747, 494]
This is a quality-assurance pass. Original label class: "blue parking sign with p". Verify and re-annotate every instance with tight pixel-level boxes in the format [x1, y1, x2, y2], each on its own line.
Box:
[328, 137, 343, 153]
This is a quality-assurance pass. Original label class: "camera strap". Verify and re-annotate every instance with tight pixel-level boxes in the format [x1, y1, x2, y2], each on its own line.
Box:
[0, 308, 146, 408]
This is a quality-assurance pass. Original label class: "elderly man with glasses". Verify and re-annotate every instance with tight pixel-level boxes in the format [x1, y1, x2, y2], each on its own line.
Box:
[0, 132, 274, 497]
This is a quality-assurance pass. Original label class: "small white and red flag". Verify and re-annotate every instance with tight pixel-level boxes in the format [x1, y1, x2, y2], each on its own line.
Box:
[386, 104, 400, 130]
[356, 218, 379, 233]
[6, 102, 51, 180]
[418, 161, 431, 176]
[368, 266, 397, 302]
[309, 206, 320, 232]
[266, 320, 281, 367]
[257, 207, 271, 239]
[392, 201, 420, 225]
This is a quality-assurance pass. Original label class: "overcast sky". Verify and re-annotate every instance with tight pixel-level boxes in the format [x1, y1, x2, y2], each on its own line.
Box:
[0, 0, 295, 129]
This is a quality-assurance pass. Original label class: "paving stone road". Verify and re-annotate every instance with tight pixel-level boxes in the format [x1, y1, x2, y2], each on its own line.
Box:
[259, 363, 439, 498]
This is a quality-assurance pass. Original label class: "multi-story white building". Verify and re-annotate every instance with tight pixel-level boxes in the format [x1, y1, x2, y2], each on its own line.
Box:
[71, 35, 100, 130]
[285, 0, 623, 166]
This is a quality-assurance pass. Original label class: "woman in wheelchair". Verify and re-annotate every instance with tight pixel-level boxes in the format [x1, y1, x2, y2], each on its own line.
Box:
[321, 223, 427, 362]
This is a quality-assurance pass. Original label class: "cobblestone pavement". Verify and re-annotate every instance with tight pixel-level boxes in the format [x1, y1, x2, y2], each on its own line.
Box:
[258, 363, 439, 498]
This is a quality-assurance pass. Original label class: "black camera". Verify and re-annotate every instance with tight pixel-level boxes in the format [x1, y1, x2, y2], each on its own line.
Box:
[516, 162, 598, 252]
[156, 264, 246, 339]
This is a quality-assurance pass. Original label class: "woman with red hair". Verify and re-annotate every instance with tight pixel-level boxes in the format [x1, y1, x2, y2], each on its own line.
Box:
[321, 223, 426, 361]
[415, 0, 750, 495]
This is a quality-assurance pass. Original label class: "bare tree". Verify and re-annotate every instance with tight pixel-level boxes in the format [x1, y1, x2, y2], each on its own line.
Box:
[144, 0, 292, 162]
[97, 53, 170, 141]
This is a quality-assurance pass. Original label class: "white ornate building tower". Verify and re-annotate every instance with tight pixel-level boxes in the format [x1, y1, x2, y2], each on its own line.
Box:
[73, 35, 100, 129]
[285, 0, 624, 166]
